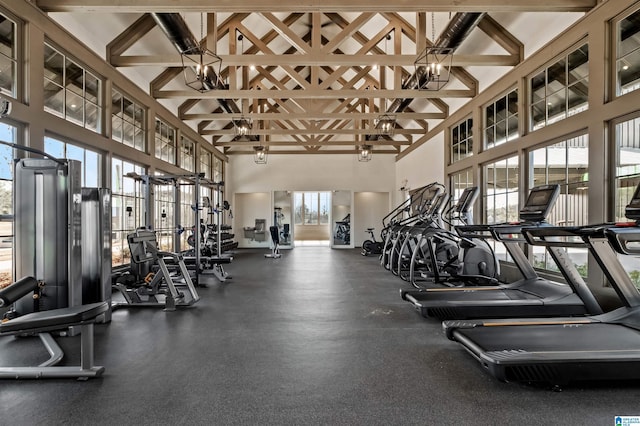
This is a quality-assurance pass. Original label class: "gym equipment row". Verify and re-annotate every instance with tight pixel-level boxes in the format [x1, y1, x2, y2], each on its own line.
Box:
[376, 182, 499, 289]
[121, 172, 236, 284]
[1, 155, 238, 379]
[378, 179, 640, 386]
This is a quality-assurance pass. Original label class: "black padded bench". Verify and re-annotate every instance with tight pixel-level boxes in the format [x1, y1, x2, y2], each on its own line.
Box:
[0, 277, 107, 379]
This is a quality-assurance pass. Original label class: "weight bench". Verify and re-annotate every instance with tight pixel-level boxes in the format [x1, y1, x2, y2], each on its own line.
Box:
[0, 277, 107, 379]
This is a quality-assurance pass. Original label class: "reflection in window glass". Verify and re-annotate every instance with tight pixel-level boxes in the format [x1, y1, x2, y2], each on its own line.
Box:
[180, 136, 195, 172]
[483, 156, 518, 262]
[0, 13, 17, 97]
[0, 123, 17, 286]
[614, 115, 640, 289]
[617, 8, 640, 95]
[44, 136, 102, 187]
[112, 88, 146, 151]
[43, 43, 102, 133]
[530, 44, 588, 130]
[449, 168, 474, 222]
[111, 158, 145, 266]
[484, 89, 518, 150]
[155, 118, 176, 165]
[154, 170, 175, 251]
[614, 116, 640, 220]
[451, 117, 473, 163]
[529, 134, 589, 274]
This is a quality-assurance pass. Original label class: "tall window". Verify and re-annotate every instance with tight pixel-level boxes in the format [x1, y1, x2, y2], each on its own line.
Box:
[450, 168, 474, 206]
[111, 158, 145, 266]
[154, 118, 176, 164]
[294, 192, 330, 225]
[484, 89, 518, 150]
[180, 135, 195, 172]
[616, 7, 640, 96]
[200, 148, 213, 210]
[0, 12, 17, 98]
[484, 156, 519, 262]
[213, 156, 223, 183]
[614, 115, 640, 221]
[44, 136, 101, 187]
[530, 44, 589, 130]
[111, 89, 146, 151]
[529, 134, 589, 273]
[450, 117, 473, 163]
[43, 43, 102, 133]
[0, 122, 17, 286]
[154, 171, 175, 251]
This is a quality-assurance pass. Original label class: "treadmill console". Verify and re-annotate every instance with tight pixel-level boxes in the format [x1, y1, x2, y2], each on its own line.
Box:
[625, 183, 640, 221]
[454, 186, 479, 213]
[519, 184, 560, 222]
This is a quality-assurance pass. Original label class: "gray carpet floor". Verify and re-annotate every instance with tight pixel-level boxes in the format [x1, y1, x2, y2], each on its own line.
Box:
[0, 247, 638, 425]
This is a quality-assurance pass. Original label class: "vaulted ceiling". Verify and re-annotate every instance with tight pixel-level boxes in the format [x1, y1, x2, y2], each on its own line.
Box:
[39, 0, 597, 157]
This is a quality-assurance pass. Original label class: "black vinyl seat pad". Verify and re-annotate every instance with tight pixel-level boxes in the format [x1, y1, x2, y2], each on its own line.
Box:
[0, 302, 108, 334]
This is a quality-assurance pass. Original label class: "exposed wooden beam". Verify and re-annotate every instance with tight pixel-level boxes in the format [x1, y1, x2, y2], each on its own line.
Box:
[200, 128, 426, 135]
[36, 0, 597, 13]
[106, 13, 156, 59]
[153, 88, 477, 99]
[225, 149, 399, 155]
[110, 53, 519, 67]
[258, 13, 310, 54]
[181, 112, 446, 120]
[214, 140, 410, 146]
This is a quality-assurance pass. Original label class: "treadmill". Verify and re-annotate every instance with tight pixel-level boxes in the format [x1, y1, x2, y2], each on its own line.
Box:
[400, 184, 602, 320]
[442, 186, 640, 384]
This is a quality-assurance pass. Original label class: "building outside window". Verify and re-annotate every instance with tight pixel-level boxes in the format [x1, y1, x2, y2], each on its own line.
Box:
[294, 192, 330, 225]
[483, 155, 519, 262]
[529, 134, 589, 274]
[111, 89, 146, 152]
[450, 117, 473, 163]
[613, 114, 640, 288]
[111, 158, 145, 266]
[154, 118, 176, 165]
[616, 7, 640, 96]
[178, 179, 194, 251]
[484, 89, 518, 150]
[43, 43, 102, 133]
[614, 115, 640, 222]
[0, 122, 17, 286]
[449, 168, 474, 206]
[44, 135, 101, 187]
[530, 44, 589, 130]
[0, 12, 18, 98]
[154, 170, 175, 251]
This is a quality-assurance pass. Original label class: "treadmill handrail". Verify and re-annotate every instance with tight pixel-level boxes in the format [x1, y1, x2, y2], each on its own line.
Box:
[605, 226, 640, 255]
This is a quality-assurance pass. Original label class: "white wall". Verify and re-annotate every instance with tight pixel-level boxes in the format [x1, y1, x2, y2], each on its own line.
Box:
[394, 132, 445, 206]
[229, 153, 396, 193]
[354, 192, 390, 247]
[229, 154, 397, 246]
[235, 192, 271, 248]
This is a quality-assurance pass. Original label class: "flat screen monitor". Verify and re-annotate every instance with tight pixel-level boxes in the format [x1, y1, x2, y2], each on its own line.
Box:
[519, 184, 560, 222]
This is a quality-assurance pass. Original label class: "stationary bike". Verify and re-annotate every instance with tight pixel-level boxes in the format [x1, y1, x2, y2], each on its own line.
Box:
[361, 228, 383, 256]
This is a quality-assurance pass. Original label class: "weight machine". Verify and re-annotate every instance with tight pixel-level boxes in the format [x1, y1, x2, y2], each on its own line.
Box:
[124, 172, 234, 284]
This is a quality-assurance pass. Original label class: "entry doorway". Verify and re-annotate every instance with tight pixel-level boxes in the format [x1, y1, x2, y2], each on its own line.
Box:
[293, 191, 331, 246]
